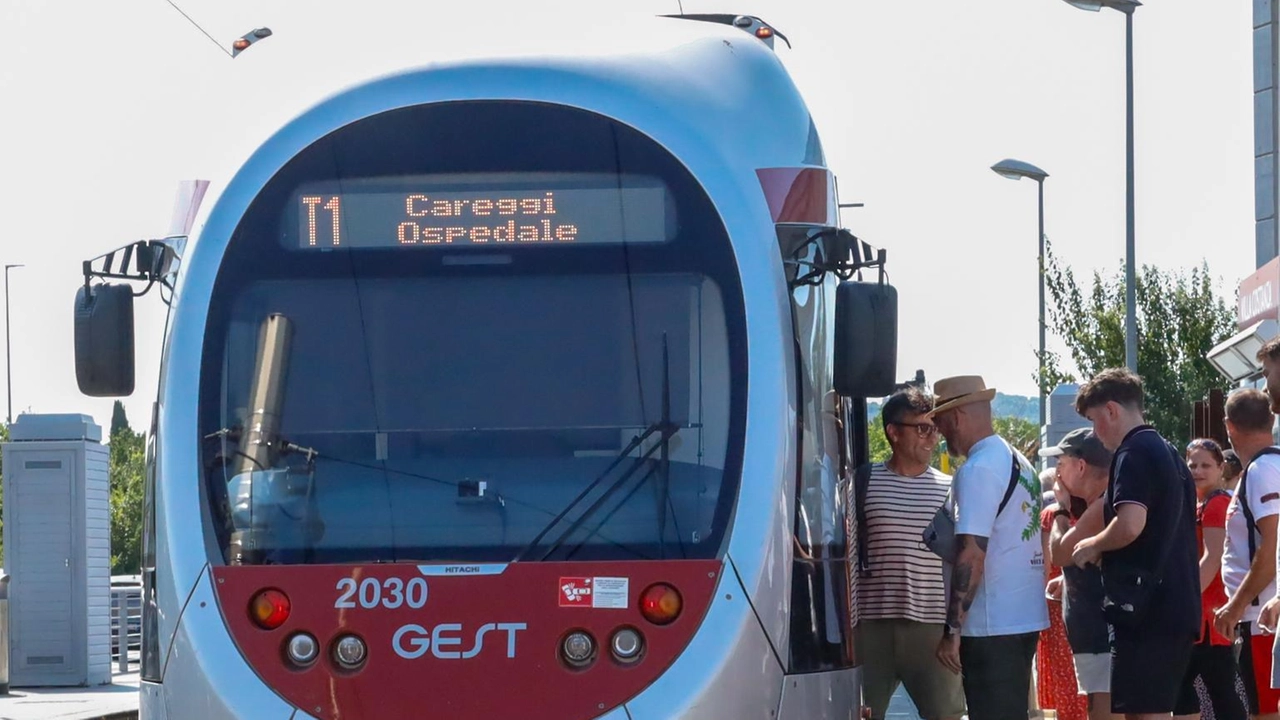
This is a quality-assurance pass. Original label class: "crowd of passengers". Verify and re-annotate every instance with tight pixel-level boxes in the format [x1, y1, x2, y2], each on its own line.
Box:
[857, 343, 1280, 720]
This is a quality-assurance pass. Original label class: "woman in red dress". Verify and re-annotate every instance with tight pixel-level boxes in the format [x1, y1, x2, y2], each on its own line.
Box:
[1040, 468, 1088, 720]
[1174, 438, 1247, 720]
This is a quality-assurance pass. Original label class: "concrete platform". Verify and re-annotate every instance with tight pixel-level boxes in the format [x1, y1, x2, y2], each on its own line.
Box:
[0, 667, 139, 720]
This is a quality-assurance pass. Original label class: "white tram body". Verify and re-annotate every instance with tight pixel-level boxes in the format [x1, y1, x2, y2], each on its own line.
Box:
[74, 13, 897, 720]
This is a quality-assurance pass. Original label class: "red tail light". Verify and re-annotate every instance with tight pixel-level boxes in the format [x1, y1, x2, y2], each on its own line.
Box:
[639, 583, 682, 625]
[249, 588, 291, 629]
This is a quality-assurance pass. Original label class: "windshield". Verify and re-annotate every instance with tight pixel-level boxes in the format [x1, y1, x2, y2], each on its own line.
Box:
[198, 101, 746, 564]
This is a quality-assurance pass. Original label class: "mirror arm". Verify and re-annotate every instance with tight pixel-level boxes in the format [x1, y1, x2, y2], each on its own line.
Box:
[81, 238, 183, 298]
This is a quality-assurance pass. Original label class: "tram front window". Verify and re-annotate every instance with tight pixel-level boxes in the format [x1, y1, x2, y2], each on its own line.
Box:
[197, 101, 746, 565]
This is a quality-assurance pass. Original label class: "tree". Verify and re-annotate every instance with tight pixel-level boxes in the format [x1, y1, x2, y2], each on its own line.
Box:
[110, 401, 130, 438]
[994, 416, 1040, 460]
[108, 424, 145, 575]
[1039, 239, 1235, 448]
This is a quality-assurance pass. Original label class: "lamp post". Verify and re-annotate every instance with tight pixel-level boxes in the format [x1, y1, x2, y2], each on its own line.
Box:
[992, 159, 1050, 433]
[1062, 0, 1141, 371]
[5, 264, 22, 426]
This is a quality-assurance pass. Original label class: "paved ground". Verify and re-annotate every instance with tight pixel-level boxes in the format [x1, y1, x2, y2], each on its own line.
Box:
[886, 686, 921, 720]
[0, 665, 139, 720]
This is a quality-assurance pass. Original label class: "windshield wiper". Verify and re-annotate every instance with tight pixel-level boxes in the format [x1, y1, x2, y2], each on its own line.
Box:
[512, 335, 679, 563]
[509, 420, 675, 562]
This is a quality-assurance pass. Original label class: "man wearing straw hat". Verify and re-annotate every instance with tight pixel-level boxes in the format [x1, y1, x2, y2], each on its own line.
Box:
[929, 375, 1049, 720]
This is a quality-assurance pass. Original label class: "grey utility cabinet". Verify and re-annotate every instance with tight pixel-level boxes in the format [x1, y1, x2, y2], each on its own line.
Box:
[1040, 383, 1091, 469]
[2, 414, 110, 687]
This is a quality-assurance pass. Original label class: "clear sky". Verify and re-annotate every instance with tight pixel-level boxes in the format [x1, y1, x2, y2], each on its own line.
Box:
[0, 0, 1255, 434]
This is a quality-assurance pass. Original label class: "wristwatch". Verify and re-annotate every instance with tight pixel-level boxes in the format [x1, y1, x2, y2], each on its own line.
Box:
[942, 623, 960, 638]
[1053, 507, 1071, 521]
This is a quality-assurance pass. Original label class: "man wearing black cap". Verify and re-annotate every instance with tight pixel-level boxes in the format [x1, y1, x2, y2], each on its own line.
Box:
[1225, 448, 1244, 493]
[1042, 428, 1116, 720]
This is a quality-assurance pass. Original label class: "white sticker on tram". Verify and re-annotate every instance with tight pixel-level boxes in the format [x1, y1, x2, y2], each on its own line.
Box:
[416, 563, 509, 576]
[591, 576, 629, 609]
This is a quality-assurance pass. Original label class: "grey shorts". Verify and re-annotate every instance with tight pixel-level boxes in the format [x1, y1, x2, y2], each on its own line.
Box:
[857, 619, 966, 719]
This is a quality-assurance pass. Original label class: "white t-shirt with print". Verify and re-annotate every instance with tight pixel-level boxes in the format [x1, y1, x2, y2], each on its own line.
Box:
[1222, 453, 1280, 624]
[953, 434, 1050, 637]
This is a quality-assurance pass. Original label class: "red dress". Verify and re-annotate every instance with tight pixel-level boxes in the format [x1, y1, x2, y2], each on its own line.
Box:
[1197, 492, 1232, 646]
[1038, 505, 1088, 720]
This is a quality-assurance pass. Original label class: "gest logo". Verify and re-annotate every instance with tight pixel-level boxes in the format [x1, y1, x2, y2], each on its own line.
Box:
[392, 622, 527, 660]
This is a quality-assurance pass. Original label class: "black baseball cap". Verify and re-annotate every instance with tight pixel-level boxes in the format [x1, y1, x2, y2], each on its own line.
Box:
[1224, 448, 1243, 472]
[1039, 427, 1112, 468]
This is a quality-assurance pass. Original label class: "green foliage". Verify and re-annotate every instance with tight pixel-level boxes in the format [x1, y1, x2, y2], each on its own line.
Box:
[1039, 240, 1235, 448]
[110, 401, 130, 438]
[994, 416, 1040, 460]
[109, 426, 145, 575]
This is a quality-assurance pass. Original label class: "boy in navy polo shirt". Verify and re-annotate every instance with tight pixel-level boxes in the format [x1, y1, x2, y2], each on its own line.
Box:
[1070, 368, 1200, 720]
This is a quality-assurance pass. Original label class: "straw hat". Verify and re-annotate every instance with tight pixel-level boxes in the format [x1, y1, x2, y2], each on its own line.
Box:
[928, 376, 997, 417]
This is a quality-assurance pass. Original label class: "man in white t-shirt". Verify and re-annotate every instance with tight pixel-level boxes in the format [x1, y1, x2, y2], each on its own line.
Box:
[1217, 389, 1280, 720]
[928, 375, 1049, 720]
[1253, 337, 1280, 700]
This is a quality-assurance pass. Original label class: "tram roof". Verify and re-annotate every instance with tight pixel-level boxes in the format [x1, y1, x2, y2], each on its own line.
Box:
[176, 12, 826, 258]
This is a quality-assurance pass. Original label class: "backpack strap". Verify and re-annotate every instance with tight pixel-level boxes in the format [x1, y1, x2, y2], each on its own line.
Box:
[1197, 489, 1231, 526]
[854, 462, 873, 576]
[1239, 447, 1280, 602]
[997, 453, 1021, 517]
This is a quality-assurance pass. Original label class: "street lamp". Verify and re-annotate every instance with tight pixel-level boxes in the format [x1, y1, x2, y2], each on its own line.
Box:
[5, 264, 22, 426]
[991, 159, 1050, 434]
[1061, 0, 1141, 372]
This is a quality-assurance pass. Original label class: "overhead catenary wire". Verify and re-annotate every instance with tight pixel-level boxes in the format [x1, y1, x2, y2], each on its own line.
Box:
[163, 0, 234, 58]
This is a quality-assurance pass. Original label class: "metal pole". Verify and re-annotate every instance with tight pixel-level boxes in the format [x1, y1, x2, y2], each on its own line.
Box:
[5, 266, 13, 426]
[1038, 178, 1047, 433]
[1123, 8, 1137, 372]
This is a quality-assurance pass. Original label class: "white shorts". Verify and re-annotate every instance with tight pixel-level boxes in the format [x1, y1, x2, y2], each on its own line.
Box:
[1272, 631, 1280, 689]
[1073, 652, 1111, 695]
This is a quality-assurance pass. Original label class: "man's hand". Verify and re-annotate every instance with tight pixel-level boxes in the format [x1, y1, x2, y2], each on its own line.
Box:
[936, 632, 961, 675]
[1053, 480, 1070, 512]
[1260, 596, 1280, 635]
[1214, 600, 1245, 640]
[1046, 575, 1063, 602]
[1072, 536, 1101, 568]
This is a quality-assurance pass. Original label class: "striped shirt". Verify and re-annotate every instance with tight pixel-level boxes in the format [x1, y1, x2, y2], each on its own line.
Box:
[858, 462, 951, 624]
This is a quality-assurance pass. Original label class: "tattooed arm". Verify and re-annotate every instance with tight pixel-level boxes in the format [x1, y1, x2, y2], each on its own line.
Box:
[936, 533, 987, 674]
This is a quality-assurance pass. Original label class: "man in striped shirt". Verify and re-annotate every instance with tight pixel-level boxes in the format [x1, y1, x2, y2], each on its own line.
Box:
[857, 388, 964, 720]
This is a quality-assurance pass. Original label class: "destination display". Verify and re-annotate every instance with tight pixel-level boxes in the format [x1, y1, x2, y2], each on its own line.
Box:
[291, 177, 670, 250]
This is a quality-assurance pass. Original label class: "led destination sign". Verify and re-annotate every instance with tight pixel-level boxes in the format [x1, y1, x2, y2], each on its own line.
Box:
[293, 180, 669, 250]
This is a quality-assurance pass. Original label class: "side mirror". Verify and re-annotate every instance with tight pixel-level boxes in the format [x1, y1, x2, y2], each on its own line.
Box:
[74, 283, 136, 396]
[833, 281, 898, 398]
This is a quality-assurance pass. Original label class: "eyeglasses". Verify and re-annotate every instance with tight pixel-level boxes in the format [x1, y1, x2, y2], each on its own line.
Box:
[890, 422, 938, 438]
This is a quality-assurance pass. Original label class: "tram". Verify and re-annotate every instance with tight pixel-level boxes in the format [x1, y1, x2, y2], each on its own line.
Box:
[72, 12, 898, 719]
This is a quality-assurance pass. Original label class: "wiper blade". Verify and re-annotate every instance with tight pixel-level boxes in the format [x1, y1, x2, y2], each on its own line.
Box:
[534, 423, 678, 562]
[514, 334, 681, 563]
[509, 420, 674, 563]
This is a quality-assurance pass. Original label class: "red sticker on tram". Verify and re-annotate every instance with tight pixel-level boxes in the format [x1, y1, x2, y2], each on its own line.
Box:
[559, 577, 593, 607]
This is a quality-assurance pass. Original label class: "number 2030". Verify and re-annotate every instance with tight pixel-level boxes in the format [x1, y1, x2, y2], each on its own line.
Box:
[334, 577, 428, 609]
